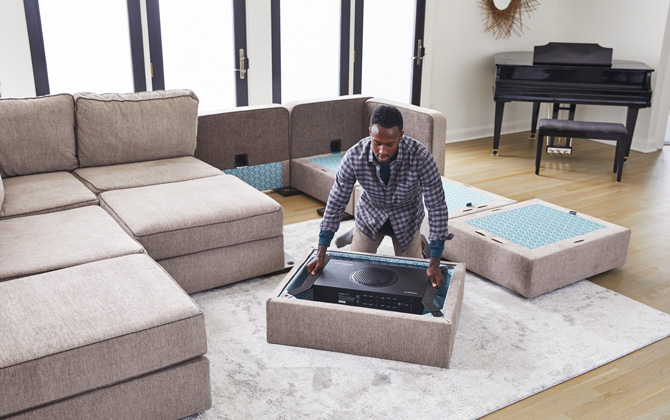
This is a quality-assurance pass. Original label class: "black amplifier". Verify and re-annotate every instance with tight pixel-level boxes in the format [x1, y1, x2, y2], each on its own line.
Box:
[311, 258, 432, 315]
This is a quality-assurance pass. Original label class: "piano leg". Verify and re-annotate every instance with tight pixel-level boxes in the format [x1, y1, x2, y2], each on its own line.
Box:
[624, 107, 640, 161]
[492, 101, 505, 156]
[530, 102, 541, 139]
[566, 104, 577, 148]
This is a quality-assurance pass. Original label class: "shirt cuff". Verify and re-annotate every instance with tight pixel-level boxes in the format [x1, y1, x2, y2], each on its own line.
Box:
[429, 240, 444, 258]
[318, 230, 335, 247]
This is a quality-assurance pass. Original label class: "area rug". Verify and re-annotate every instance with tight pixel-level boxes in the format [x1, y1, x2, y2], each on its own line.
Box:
[187, 219, 670, 420]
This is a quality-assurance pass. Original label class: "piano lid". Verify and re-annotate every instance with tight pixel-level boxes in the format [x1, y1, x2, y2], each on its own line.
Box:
[533, 42, 612, 66]
[494, 51, 653, 71]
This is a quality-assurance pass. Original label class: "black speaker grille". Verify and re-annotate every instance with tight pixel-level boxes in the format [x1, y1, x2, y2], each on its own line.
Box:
[350, 267, 398, 287]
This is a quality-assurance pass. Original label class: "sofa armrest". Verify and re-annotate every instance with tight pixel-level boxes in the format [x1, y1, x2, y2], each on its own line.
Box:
[364, 98, 446, 175]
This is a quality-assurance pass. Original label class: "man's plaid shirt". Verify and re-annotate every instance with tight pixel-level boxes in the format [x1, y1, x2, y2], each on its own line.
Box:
[320, 135, 449, 251]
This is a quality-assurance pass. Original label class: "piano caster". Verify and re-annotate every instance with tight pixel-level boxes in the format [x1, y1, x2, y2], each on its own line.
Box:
[491, 149, 499, 157]
[529, 133, 536, 139]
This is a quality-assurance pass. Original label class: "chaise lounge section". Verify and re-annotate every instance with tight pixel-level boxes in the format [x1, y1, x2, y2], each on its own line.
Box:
[0, 89, 289, 418]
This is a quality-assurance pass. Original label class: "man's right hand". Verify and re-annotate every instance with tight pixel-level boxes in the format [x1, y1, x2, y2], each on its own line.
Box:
[306, 245, 328, 275]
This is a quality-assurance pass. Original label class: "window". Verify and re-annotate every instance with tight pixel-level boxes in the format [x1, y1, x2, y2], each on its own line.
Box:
[38, 0, 135, 94]
[276, 0, 342, 103]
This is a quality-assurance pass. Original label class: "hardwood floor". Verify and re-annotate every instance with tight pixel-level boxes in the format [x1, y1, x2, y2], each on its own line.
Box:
[267, 132, 670, 419]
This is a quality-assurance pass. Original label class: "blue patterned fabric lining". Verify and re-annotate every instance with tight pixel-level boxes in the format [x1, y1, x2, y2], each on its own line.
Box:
[307, 153, 345, 172]
[466, 204, 606, 250]
[424, 179, 496, 210]
[223, 162, 283, 191]
[279, 250, 453, 317]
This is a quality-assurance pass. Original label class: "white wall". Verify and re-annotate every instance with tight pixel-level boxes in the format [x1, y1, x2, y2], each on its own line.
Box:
[424, 0, 560, 143]
[0, 0, 35, 98]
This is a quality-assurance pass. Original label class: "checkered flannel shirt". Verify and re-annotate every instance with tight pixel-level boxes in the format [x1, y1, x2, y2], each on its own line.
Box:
[320, 135, 449, 251]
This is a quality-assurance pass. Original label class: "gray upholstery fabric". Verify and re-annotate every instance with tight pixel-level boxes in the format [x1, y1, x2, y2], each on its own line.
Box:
[442, 199, 632, 298]
[267, 260, 466, 368]
[0, 172, 98, 219]
[290, 155, 356, 214]
[159, 234, 285, 294]
[5, 357, 211, 420]
[0, 94, 78, 177]
[0, 206, 144, 282]
[0, 254, 207, 418]
[196, 104, 290, 169]
[74, 156, 222, 194]
[286, 95, 372, 159]
[364, 98, 447, 175]
[0, 174, 4, 212]
[74, 90, 199, 167]
[98, 174, 284, 260]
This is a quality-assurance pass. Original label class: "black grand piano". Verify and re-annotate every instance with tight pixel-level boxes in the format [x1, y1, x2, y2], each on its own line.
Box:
[492, 42, 653, 157]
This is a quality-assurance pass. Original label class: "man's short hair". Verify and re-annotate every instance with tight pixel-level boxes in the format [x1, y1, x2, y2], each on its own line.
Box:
[370, 105, 403, 131]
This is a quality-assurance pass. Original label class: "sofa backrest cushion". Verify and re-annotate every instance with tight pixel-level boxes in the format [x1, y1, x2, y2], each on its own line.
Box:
[0, 94, 78, 177]
[74, 90, 199, 167]
[364, 98, 446, 175]
[286, 95, 372, 159]
[196, 104, 290, 170]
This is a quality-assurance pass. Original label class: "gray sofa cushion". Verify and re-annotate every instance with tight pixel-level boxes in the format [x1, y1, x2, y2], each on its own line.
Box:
[0, 206, 144, 282]
[0, 94, 78, 177]
[99, 174, 284, 260]
[0, 174, 4, 212]
[0, 254, 207, 418]
[74, 90, 199, 167]
[74, 156, 223, 194]
[0, 172, 98, 219]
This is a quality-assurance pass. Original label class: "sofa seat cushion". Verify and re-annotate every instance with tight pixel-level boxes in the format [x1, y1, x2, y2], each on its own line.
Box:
[0, 254, 207, 418]
[0, 94, 77, 178]
[75, 90, 199, 167]
[0, 172, 98, 219]
[291, 153, 357, 215]
[99, 174, 284, 260]
[74, 156, 223, 194]
[0, 206, 144, 282]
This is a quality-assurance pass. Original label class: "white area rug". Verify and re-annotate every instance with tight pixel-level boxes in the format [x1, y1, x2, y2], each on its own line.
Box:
[188, 219, 670, 420]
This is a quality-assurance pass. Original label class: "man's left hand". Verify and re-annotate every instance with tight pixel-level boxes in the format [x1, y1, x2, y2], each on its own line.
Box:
[427, 256, 443, 288]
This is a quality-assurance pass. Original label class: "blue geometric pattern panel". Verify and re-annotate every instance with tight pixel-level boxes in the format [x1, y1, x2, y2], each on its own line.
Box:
[223, 162, 283, 191]
[428, 179, 495, 210]
[307, 153, 345, 172]
[279, 249, 454, 316]
[466, 204, 606, 250]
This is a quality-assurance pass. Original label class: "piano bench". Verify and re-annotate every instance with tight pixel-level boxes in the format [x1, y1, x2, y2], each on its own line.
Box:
[536, 119, 629, 182]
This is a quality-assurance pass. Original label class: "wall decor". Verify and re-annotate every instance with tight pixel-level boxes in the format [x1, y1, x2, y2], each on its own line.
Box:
[480, 0, 540, 39]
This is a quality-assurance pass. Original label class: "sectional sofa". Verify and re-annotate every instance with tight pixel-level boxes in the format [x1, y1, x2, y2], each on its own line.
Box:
[0, 90, 445, 419]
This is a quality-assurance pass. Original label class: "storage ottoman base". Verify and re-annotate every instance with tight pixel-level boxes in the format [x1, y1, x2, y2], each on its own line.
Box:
[443, 198, 631, 298]
[267, 249, 465, 368]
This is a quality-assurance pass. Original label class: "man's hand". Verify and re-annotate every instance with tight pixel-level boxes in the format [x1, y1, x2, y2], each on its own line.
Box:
[427, 256, 443, 288]
[306, 245, 328, 275]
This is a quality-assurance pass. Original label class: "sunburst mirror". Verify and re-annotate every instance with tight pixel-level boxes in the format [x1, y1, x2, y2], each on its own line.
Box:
[480, 0, 540, 39]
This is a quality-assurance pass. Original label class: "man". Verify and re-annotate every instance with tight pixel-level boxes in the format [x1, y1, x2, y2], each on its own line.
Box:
[306, 105, 449, 287]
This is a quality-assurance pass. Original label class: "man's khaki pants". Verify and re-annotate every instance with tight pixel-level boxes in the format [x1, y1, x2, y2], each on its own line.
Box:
[350, 225, 423, 258]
